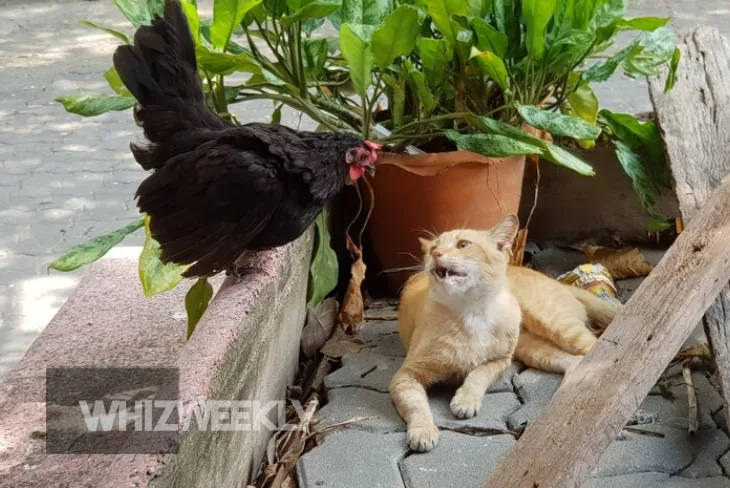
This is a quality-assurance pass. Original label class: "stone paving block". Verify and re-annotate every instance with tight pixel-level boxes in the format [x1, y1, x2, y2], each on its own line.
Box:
[398, 432, 515, 488]
[584, 472, 730, 488]
[325, 352, 403, 393]
[530, 247, 586, 278]
[317, 387, 404, 433]
[362, 320, 406, 357]
[298, 429, 407, 488]
[507, 369, 561, 430]
[489, 361, 524, 393]
[639, 371, 724, 431]
[429, 389, 520, 433]
[616, 277, 644, 302]
[594, 425, 729, 478]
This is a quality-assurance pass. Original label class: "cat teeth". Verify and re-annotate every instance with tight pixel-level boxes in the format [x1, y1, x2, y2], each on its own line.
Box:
[433, 266, 466, 279]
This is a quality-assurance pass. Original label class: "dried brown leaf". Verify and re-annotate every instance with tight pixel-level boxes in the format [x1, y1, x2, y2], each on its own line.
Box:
[511, 228, 528, 267]
[683, 363, 699, 434]
[320, 327, 365, 358]
[584, 246, 654, 279]
[301, 298, 338, 359]
[337, 235, 366, 333]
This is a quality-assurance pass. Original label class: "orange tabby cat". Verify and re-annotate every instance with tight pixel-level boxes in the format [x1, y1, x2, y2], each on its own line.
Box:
[390, 214, 621, 452]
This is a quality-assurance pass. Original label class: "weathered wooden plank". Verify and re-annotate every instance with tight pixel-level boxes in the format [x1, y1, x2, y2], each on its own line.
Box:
[484, 174, 730, 488]
[648, 26, 730, 428]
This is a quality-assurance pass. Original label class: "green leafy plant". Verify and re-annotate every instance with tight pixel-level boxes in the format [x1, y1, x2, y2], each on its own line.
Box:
[53, 0, 680, 330]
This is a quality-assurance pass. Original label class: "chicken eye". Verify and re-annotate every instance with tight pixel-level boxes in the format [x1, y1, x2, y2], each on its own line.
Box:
[457, 240, 471, 249]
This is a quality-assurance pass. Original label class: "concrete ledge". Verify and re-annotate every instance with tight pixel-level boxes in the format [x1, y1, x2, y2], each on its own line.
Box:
[0, 229, 313, 488]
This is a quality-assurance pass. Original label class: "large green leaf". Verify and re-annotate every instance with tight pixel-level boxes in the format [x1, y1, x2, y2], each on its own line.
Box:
[615, 16, 669, 31]
[382, 73, 406, 126]
[417, 38, 452, 89]
[623, 26, 676, 78]
[614, 139, 666, 223]
[196, 46, 261, 75]
[567, 76, 599, 125]
[264, 0, 287, 17]
[371, 5, 420, 69]
[339, 23, 375, 96]
[48, 218, 145, 272]
[541, 143, 595, 176]
[303, 38, 329, 79]
[582, 38, 642, 82]
[180, 0, 201, 46]
[665, 46, 681, 92]
[185, 278, 214, 339]
[56, 94, 136, 117]
[340, 0, 392, 26]
[405, 59, 436, 112]
[516, 104, 601, 140]
[307, 212, 339, 307]
[425, 0, 467, 46]
[79, 21, 130, 43]
[471, 116, 595, 175]
[114, 0, 152, 27]
[147, 0, 165, 17]
[447, 131, 542, 157]
[600, 109, 669, 187]
[103, 67, 132, 97]
[282, 0, 342, 25]
[211, 0, 264, 49]
[470, 47, 509, 92]
[521, 0, 556, 59]
[466, 0, 488, 18]
[590, 0, 627, 29]
[470, 18, 507, 58]
[139, 217, 187, 298]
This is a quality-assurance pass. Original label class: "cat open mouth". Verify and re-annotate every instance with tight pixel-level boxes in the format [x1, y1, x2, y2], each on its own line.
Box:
[432, 265, 467, 280]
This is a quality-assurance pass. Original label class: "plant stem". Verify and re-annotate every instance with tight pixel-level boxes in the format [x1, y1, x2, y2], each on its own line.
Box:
[390, 112, 472, 135]
[236, 93, 345, 132]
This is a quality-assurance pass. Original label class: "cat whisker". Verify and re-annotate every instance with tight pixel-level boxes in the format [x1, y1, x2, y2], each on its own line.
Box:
[378, 264, 425, 276]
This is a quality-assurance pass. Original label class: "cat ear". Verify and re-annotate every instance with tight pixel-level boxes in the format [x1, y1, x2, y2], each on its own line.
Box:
[490, 214, 520, 251]
[418, 237, 432, 254]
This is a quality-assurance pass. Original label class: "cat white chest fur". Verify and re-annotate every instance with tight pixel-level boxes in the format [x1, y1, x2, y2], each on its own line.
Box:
[461, 305, 497, 336]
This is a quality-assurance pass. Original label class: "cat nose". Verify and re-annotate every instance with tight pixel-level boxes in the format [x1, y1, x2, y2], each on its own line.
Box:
[431, 251, 442, 259]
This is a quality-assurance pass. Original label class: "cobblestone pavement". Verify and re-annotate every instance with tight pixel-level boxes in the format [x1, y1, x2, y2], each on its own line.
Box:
[0, 0, 729, 378]
[0, 0, 308, 379]
[299, 303, 730, 488]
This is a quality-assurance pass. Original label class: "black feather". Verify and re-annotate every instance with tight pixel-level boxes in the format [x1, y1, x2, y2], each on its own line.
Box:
[115, 0, 370, 278]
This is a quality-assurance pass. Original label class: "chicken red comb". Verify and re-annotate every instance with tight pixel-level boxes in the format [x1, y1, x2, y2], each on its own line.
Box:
[364, 140, 383, 162]
[364, 140, 383, 151]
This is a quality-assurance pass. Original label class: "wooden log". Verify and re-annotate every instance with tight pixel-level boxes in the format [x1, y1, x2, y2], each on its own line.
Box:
[484, 174, 730, 488]
[648, 26, 730, 428]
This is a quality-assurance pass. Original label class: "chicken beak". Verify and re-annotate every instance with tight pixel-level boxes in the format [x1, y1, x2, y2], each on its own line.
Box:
[365, 162, 376, 177]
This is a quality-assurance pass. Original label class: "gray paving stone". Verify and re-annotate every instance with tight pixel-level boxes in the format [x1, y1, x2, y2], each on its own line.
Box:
[530, 247, 586, 278]
[398, 432, 515, 488]
[507, 369, 562, 430]
[594, 425, 729, 478]
[584, 473, 730, 488]
[640, 371, 724, 431]
[317, 387, 404, 433]
[325, 352, 403, 393]
[361, 320, 406, 357]
[430, 389, 520, 433]
[298, 429, 407, 488]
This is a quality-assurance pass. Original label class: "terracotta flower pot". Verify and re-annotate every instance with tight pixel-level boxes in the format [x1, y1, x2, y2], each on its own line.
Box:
[364, 150, 528, 294]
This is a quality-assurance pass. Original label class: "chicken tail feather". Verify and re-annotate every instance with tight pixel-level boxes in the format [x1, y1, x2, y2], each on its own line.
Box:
[113, 0, 228, 170]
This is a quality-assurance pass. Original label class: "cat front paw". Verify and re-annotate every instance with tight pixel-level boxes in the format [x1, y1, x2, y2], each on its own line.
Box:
[450, 388, 483, 419]
[407, 423, 440, 452]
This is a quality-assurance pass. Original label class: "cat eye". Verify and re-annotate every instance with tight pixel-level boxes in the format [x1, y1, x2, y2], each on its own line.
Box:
[456, 240, 472, 249]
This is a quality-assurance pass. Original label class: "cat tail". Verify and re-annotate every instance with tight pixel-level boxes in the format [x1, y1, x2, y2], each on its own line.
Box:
[568, 287, 622, 329]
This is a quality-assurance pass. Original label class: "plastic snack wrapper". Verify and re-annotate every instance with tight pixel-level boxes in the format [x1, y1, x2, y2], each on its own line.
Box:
[556, 263, 622, 306]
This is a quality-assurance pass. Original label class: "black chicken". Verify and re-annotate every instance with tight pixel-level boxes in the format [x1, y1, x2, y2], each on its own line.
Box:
[113, 0, 381, 278]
